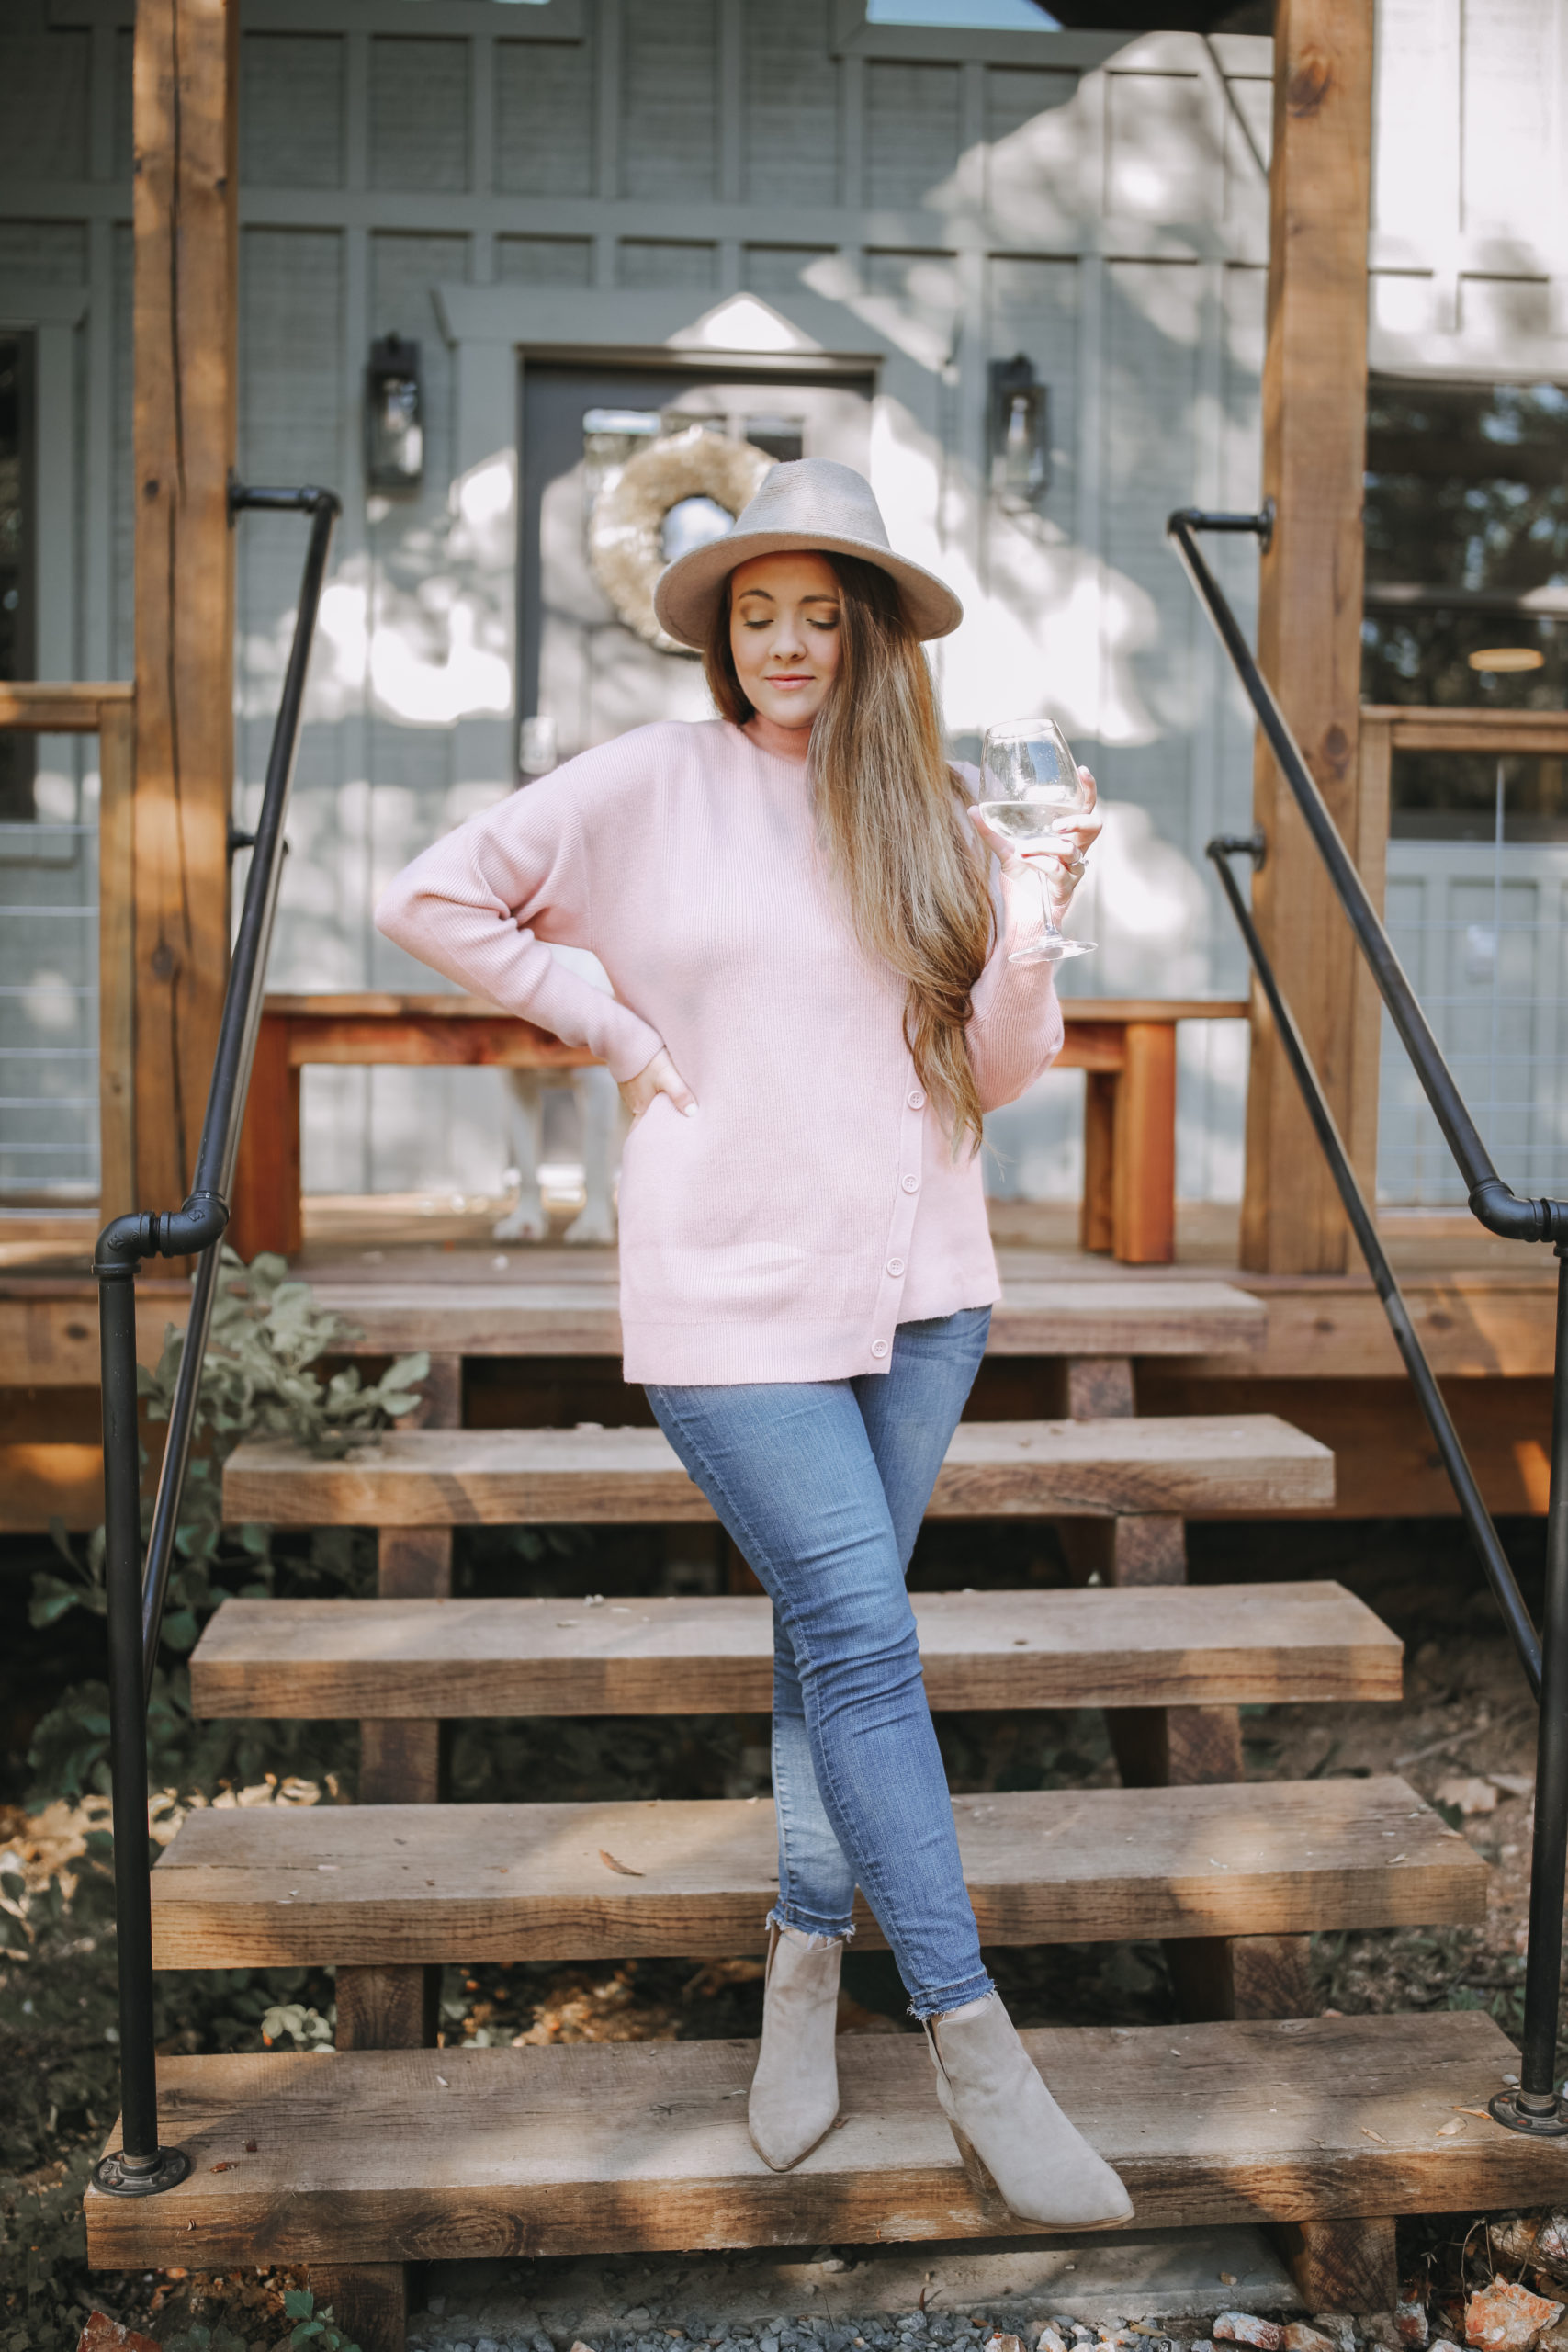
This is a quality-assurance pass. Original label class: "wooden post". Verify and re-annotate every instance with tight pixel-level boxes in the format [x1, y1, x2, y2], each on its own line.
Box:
[1107, 1697, 1311, 2023]
[1239, 0, 1374, 1275]
[1055, 1356, 1188, 1589]
[131, 0, 239, 1216]
[303, 2267, 408, 2352]
[1113, 1023, 1177, 1266]
[1273, 2215, 1398, 2312]
[97, 696, 137, 1222]
[228, 1010, 299, 1261]
[1348, 711, 1393, 1201]
[337, 1370, 459, 2043]
[326, 1365, 459, 2352]
[1080, 1070, 1116, 1255]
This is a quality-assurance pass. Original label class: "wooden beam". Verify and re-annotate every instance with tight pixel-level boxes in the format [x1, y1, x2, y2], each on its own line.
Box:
[131, 0, 239, 1216]
[0, 684, 133, 729]
[1367, 705, 1568, 757]
[1143, 1372, 1555, 1519]
[1240, 0, 1374, 1275]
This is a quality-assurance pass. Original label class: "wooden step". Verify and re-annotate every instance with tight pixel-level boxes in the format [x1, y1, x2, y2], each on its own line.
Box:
[311, 1276, 1268, 1362]
[188, 1578, 1399, 1720]
[148, 1774, 1482, 1969]
[85, 2011, 1556, 2269]
[221, 1415, 1333, 1527]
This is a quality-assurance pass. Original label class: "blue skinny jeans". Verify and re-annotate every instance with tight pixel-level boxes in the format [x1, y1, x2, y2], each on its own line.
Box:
[646, 1306, 994, 2019]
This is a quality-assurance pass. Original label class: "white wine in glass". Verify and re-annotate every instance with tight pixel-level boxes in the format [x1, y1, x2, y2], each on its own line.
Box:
[979, 718, 1096, 966]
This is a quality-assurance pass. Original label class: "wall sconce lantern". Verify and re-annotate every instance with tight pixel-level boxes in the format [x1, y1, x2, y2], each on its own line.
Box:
[988, 353, 1050, 510]
[366, 334, 423, 492]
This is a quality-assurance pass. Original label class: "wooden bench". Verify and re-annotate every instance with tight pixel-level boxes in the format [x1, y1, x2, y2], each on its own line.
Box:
[229, 991, 1248, 1266]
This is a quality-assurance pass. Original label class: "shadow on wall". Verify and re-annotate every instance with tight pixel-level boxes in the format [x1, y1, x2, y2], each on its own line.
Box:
[233, 37, 1264, 1205]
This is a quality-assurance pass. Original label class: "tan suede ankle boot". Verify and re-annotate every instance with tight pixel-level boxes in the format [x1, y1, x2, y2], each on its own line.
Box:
[747, 1923, 842, 2171]
[924, 1992, 1133, 2227]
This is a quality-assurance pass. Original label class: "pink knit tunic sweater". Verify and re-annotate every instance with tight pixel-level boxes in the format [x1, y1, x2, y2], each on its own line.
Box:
[375, 719, 1064, 1385]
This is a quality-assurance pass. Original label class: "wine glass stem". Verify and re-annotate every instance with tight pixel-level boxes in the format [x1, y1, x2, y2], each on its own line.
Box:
[1035, 862, 1064, 948]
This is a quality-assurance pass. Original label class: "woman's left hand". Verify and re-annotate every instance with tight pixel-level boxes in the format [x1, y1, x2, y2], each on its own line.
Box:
[968, 765, 1101, 921]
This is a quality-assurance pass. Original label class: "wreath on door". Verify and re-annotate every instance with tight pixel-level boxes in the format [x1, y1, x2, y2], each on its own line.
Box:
[589, 425, 775, 654]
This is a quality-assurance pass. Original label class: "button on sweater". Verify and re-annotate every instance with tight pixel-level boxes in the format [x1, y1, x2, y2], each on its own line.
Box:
[374, 718, 1065, 1385]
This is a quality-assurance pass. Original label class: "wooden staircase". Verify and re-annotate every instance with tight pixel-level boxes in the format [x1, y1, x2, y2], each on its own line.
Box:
[85, 1281, 1568, 2349]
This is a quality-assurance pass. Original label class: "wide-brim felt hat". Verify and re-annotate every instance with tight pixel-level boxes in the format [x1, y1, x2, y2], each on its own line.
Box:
[652, 457, 964, 649]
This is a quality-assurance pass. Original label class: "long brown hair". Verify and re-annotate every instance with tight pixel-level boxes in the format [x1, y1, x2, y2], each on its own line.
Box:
[705, 553, 993, 1152]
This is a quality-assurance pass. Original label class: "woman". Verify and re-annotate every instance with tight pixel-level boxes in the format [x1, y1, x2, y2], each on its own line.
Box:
[376, 458, 1130, 2230]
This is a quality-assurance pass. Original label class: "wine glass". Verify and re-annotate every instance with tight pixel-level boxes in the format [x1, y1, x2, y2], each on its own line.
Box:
[979, 718, 1097, 965]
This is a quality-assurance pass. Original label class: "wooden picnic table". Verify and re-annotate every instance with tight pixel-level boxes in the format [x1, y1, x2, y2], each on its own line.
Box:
[229, 992, 1247, 1268]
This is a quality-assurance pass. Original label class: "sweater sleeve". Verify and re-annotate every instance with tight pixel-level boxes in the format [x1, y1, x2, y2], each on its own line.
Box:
[373, 756, 664, 1083]
[965, 856, 1066, 1114]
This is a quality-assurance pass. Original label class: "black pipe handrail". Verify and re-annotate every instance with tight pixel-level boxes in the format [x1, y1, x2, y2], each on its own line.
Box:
[91, 481, 339, 2199]
[1169, 509, 1568, 1245]
[1205, 832, 1542, 1695]
[1168, 503, 1568, 2140]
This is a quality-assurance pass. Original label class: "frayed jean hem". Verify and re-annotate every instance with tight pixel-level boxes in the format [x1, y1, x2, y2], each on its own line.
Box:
[767, 1903, 856, 1942]
[906, 1968, 995, 2022]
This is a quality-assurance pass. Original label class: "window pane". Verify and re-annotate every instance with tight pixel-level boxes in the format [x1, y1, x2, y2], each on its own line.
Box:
[1363, 378, 1568, 713]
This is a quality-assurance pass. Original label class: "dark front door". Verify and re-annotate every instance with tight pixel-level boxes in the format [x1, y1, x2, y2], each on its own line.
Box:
[519, 362, 873, 768]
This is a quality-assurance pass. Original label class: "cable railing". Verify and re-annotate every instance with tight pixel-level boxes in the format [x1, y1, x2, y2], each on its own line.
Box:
[1168, 503, 1568, 2140]
[91, 481, 340, 2199]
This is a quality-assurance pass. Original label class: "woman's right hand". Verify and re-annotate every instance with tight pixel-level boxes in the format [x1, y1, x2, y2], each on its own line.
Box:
[618, 1046, 698, 1121]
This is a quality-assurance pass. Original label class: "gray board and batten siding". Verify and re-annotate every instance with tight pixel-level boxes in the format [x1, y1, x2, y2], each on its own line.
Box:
[0, 0, 1564, 1209]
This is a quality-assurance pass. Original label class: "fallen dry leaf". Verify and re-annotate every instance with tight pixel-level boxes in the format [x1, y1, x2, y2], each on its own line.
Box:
[1437, 2118, 1465, 2137]
[599, 1849, 645, 1877]
[1361, 2126, 1391, 2143]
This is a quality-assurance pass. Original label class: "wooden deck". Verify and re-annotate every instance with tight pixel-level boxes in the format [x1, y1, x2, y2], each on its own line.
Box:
[0, 1204, 1554, 1528]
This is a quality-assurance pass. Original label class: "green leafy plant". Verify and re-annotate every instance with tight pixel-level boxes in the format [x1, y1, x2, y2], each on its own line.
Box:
[164, 2323, 252, 2352]
[5, 1252, 424, 2341]
[27, 1249, 427, 1803]
[281, 2287, 363, 2350]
